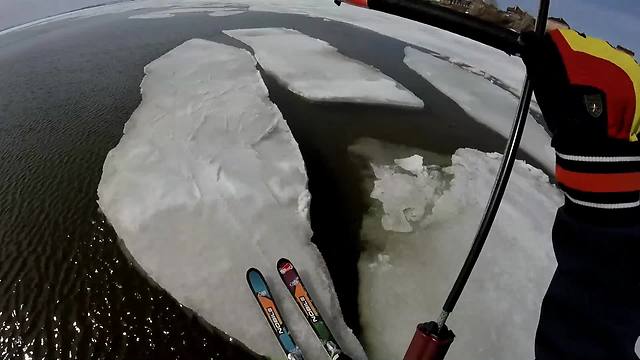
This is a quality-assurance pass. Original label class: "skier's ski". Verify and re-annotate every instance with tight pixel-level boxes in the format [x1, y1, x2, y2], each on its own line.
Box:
[246, 268, 304, 360]
[277, 258, 352, 360]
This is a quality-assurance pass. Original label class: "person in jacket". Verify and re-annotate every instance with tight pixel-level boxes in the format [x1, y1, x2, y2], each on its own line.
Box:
[524, 28, 640, 360]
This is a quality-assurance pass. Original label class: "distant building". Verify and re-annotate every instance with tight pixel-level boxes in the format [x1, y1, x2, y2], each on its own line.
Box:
[435, 0, 473, 11]
[547, 17, 570, 30]
[504, 6, 535, 32]
[616, 45, 635, 57]
[431, 0, 536, 32]
[506, 6, 527, 15]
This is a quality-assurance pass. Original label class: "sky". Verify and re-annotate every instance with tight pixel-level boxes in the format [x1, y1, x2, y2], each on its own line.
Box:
[0, 0, 638, 54]
[500, 0, 639, 54]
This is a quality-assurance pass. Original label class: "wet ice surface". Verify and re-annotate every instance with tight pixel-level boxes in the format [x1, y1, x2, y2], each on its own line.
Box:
[351, 138, 562, 360]
[404, 47, 554, 171]
[97, 39, 365, 360]
[226, 28, 423, 108]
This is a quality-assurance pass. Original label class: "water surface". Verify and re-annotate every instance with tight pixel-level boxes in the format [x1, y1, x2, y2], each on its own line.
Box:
[0, 9, 537, 359]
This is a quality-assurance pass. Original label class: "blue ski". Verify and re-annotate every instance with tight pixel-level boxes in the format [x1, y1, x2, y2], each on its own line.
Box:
[247, 268, 304, 360]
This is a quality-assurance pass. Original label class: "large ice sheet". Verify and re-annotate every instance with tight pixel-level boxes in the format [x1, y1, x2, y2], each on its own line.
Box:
[403, 46, 554, 171]
[97, 39, 365, 360]
[1, 0, 525, 93]
[225, 28, 423, 108]
[350, 138, 562, 360]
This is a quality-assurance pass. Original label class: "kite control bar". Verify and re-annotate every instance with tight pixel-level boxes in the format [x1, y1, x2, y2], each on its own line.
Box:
[334, 0, 524, 56]
[334, 0, 551, 359]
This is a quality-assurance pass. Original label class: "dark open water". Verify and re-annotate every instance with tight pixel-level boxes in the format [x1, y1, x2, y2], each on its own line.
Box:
[0, 8, 539, 360]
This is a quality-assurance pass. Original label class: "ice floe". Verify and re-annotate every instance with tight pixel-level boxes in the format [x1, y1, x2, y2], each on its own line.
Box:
[350, 138, 562, 360]
[226, 28, 424, 108]
[97, 38, 366, 360]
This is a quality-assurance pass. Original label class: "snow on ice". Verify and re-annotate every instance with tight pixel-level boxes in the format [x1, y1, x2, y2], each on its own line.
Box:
[97, 39, 365, 360]
[226, 28, 423, 108]
[404, 46, 554, 172]
[129, 7, 246, 19]
[350, 138, 563, 360]
[208, 10, 246, 17]
[370, 154, 447, 233]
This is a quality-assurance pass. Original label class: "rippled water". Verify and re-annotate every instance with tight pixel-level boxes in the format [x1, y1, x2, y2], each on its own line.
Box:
[0, 9, 536, 359]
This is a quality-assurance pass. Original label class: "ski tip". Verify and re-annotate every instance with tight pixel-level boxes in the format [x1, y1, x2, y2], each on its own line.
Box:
[247, 268, 273, 295]
[277, 258, 292, 267]
[246, 267, 263, 283]
[277, 258, 294, 274]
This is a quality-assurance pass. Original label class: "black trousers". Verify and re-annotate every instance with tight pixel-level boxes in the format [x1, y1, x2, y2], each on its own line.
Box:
[535, 207, 640, 360]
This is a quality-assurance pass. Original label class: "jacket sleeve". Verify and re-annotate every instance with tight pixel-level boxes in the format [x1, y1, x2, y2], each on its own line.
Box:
[535, 205, 640, 360]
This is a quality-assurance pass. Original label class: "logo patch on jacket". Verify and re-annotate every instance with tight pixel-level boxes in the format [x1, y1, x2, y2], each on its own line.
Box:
[584, 94, 604, 118]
